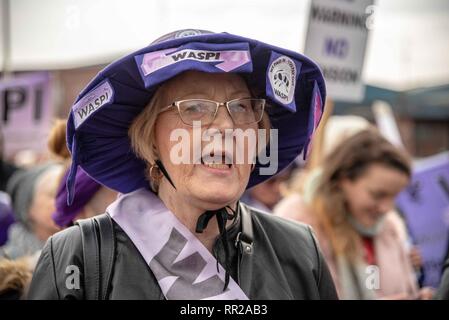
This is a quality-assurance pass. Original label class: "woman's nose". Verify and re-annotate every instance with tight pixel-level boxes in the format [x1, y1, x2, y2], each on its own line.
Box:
[211, 105, 234, 130]
[378, 198, 395, 214]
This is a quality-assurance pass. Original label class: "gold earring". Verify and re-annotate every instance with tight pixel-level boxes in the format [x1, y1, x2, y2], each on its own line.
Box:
[149, 163, 163, 181]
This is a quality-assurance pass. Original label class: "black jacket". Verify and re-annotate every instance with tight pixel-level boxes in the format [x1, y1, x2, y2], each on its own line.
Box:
[436, 256, 449, 299]
[27, 204, 338, 300]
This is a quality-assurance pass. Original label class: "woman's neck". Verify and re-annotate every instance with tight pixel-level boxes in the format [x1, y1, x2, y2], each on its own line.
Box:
[157, 182, 237, 252]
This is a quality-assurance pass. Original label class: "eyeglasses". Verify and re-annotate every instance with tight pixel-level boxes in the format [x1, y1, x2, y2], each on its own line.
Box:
[160, 98, 265, 126]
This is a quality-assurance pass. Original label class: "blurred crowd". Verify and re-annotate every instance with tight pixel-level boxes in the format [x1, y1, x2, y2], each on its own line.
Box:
[0, 115, 448, 300]
[0, 120, 117, 299]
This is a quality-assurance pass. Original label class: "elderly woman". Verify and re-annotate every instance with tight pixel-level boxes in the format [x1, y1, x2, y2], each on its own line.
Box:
[28, 30, 337, 300]
[1, 164, 62, 259]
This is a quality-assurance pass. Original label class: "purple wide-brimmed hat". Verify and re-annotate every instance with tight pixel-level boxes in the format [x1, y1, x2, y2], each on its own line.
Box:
[66, 29, 325, 203]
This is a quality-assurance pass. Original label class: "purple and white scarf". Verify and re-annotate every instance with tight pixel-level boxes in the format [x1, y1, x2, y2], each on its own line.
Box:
[107, 188, 248, 300]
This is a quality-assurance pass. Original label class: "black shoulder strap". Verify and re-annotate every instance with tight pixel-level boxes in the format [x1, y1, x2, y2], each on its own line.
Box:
[236, 202, 254, 294]
[95, 213, 116, 299]
[238, 203, 254, 249]
[76, 213, 115, 300]
[77, 217, 100, 300]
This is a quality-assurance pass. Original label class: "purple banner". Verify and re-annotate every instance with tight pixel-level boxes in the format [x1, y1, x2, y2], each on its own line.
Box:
[0, 72, 53, 159]
[396, 152, 449, 288]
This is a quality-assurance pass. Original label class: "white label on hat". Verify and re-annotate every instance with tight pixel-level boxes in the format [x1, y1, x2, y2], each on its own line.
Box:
[73, 81, 113, 129]
[268, 55, 296, 105]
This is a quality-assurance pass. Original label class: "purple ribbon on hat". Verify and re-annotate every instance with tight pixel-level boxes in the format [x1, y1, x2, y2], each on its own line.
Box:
[53, 166, 102, 227]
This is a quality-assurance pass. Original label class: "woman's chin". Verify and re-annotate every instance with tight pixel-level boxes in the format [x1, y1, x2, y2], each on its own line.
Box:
[189, 186, 241, 209]
[184, 170, 249, 208]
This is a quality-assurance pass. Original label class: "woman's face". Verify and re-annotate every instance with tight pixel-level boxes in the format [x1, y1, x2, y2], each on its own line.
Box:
[340, 163, 409, 228]
[154, 71, 259, 210]
[29, 166, 63, 241]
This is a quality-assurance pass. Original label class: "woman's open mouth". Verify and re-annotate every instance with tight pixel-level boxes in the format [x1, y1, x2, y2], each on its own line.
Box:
[199, 151, 233, 171]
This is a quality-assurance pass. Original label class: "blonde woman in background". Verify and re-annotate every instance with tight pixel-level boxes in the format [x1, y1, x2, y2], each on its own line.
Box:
[275, 117, 432, 299]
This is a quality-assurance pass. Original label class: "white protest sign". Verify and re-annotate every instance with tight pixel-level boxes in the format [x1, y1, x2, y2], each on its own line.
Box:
[372, 100, 404, 148]
[304, 0, 373, 102]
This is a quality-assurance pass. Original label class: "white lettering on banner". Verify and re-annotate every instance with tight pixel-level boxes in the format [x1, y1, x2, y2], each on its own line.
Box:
[73, 81, 113, 129]
[268, 56, 296, 105]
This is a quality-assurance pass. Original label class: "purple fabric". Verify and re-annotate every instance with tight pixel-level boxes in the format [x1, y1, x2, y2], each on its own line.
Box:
[65, 29, 327, 201]
[396, 154, 449, 288]
[52, 166, 102, 227]
[0, 201, 15, 246]
[303, 81, 323, 158]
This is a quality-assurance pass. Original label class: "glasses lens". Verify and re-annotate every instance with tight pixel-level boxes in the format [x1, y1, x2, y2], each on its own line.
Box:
[178, 100, 216, 125]
[228, 98, 265, 124]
